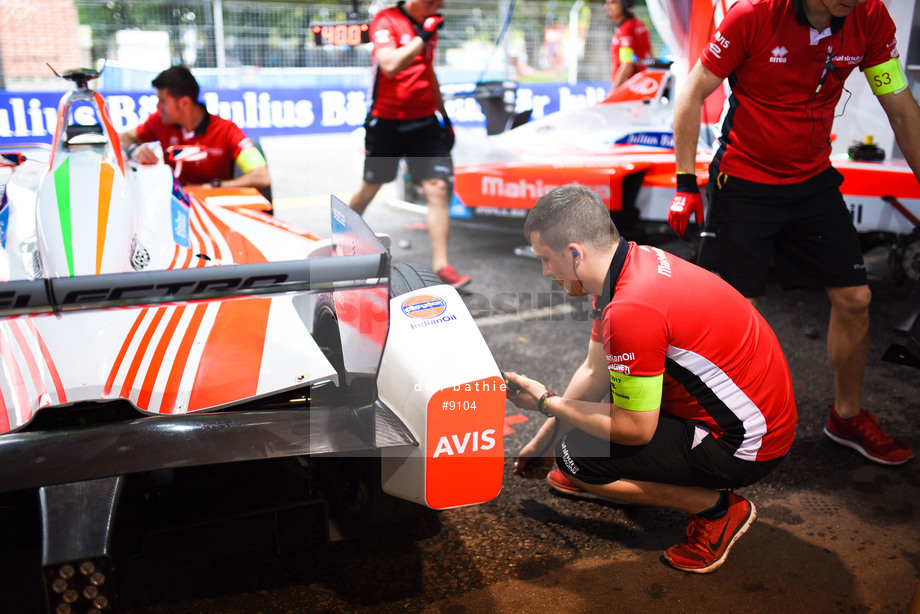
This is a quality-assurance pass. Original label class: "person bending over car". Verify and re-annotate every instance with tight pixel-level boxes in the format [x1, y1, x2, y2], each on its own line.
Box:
[669, 0, 918, 465]
[506, 184, 797, 574]
[348, 0, 470, 289]
[605, 0, 652, 91]
[120, 65, 271, 192]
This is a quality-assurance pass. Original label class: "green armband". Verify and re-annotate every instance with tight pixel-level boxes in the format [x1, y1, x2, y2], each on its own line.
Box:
[618, 47, 636, 64]
[865, 58, 907, 96]
[609, 371, 662, 412]
[236, 146, 267, 174]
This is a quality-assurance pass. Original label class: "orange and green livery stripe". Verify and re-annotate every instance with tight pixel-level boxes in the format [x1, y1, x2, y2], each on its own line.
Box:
[96, 162, 114, 275]
[52, 158, 74, 277]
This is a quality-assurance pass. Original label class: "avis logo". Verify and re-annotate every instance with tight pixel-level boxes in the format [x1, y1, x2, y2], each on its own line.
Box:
[432, 429, 497, 458]
[770, 46, 788, 63]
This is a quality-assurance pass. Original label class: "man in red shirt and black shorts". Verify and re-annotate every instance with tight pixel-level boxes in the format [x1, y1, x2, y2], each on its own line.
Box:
[120, 65, 270, 192]
[347, 0, 470, 288]
[669, 0, 918, 465]
[507, 184, 797, 573]
[605, 0, 652, 91]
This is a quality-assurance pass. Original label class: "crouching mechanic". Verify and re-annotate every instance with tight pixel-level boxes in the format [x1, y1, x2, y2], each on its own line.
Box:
[120, 65, 271, 192]
[506, 184, 798, 574]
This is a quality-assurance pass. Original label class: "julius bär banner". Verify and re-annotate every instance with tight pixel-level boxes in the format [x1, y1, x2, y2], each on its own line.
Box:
[0, 83, 608, 145]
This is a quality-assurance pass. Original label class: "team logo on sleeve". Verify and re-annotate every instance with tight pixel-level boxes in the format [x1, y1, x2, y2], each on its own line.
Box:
[607, 351, 635, 375]
[710, 30, 731, 59]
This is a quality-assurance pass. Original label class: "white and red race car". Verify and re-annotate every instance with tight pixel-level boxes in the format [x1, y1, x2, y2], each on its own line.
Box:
[392, 0, 920, 282]
[0, 68, 506, 612]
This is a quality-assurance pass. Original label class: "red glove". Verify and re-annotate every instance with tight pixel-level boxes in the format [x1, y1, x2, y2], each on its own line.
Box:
[416, 15, 444, 42]
[668, 173, 704, 238]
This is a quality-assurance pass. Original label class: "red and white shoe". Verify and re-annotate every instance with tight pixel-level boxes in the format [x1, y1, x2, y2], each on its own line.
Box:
[436, 265, 471, 289]
[664, 491, 757, 574]
[824, 405, 915, 465]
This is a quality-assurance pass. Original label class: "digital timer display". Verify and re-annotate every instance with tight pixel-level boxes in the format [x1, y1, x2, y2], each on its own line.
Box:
[312, 22, 370, 46]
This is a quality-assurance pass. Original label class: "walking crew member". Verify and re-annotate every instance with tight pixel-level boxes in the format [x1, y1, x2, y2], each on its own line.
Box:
[348, 0, 470, 288]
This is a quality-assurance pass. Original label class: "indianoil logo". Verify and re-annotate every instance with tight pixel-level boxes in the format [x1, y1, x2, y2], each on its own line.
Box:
[401, 294, 447, 319]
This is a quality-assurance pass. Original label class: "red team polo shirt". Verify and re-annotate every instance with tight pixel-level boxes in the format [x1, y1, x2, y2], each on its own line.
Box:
[610, 16, 652, 81]
[369, 5, 439, 120]
[135, 107, 255, 185]
[701, 0, 898, 184]
[591, 242, 797, 461]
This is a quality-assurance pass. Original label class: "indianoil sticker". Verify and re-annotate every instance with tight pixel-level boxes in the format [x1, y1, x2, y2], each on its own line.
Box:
[401, 294, 447, 319]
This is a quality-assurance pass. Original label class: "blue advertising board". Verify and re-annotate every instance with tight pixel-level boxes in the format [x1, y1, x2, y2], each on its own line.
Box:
[0, 82, 609, 145]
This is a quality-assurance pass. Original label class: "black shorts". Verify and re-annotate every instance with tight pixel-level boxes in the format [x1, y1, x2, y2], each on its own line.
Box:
[698, 166, 867, 298]
[362, 114, 453, 185]
[556, 413, 784, 490]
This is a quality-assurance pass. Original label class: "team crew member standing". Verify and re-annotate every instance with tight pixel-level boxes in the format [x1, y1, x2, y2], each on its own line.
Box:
[120, 66, 270, 191]
[669, 0, 919, 464]
[605, 0, 652, 91]
[507, 184, 797, 574]
[348, 0, 470, 288]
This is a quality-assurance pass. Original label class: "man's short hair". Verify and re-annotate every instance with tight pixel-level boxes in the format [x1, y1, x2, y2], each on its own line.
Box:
[524, 183, 619, 254]
[151, 65, 200, 101]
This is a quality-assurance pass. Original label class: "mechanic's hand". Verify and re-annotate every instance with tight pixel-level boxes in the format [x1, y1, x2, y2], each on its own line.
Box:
[441, 114, 455, 151]
[668, 173, 704, 239]
[416, 15, 444, 42]
[512, 428, 556, 480]
[128, 143, 159, 165]
[503, 372, 547, 414]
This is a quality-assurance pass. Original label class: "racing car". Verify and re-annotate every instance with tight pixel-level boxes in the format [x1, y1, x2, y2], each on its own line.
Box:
[0, 68, 506, 612]
[391, 0, 920, 283]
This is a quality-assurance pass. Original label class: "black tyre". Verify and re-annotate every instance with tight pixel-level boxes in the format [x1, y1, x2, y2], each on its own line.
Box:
[389, 262, 442, 298]
[323, 262, 441, 528]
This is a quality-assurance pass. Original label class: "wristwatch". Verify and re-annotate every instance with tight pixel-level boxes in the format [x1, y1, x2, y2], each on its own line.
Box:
[211, 178, 222, 187]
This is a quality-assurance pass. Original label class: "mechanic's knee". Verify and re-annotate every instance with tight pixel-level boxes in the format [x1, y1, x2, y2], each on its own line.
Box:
[827, 284, 872, 315]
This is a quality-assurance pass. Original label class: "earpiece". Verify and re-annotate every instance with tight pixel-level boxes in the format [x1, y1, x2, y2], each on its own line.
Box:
[571, 250, 579, 264]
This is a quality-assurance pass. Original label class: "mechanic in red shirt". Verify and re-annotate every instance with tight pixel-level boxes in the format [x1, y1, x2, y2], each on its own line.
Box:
[669, 0, 918, 465]
[507, 184, 797, 574]
[120, 65, 270, 191]
[605, 0, 652, 91]
[347, 0, 470, 289]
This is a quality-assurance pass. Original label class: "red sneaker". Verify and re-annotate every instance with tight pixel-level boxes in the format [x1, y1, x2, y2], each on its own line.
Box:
[546, 469, 631, 504]
[436, 265, 471, 289]
[664, 491, 757, 574]
[824, 406, 915, 465]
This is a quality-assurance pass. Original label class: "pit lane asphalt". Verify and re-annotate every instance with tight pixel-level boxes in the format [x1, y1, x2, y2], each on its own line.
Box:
[139, 133, 919, 613]
[8, 134, 918, 613]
